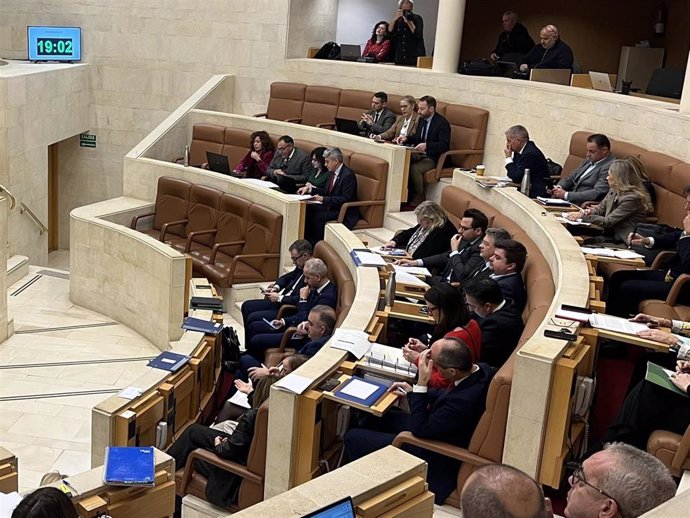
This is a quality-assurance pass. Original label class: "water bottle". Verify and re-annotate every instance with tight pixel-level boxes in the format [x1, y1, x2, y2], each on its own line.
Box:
[183, 145, 190, 167]
[520, 168, 531, 196]
[384, 270, 396, 307]
[670, 340, 690, 361]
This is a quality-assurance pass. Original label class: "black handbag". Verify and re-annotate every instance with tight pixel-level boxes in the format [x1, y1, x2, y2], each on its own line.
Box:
[220, 326, 241, 363]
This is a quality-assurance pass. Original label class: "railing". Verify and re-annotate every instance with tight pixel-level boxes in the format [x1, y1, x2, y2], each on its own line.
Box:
[19, 202, 47, 235]
[0, 185, 16, 210]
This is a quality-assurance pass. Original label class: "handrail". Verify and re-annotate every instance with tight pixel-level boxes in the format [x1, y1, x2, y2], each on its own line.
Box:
[0, 185, 16, 210]
[19, 202, 47, 235]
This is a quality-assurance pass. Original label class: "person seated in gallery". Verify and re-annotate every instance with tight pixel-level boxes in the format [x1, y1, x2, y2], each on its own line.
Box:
[489, 239, 527, 313]
[230, 130, 275, 179]
[264, 135, 314, 193]
[565, 159, 652, 244]
[362, 21, 392, 62]
[519, 24, 573, 72]
[344, 337, 494, 504]
[297, 147, 359, 243]
[303, 146, 331, 191]
[381, 201, 456, 260]
[463, 278, 524, 369]
[503, 124, 551, 198]
[489, 11, 535, 63]
[357, 92, 396, 137]
[371, 95, 420, 143]
[465, 227, 512, 282]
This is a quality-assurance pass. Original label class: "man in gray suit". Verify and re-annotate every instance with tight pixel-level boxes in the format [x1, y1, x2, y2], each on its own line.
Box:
[550, 134, 615, 205]
[357, 91, 397, 137]
[265, 135, 314, 190]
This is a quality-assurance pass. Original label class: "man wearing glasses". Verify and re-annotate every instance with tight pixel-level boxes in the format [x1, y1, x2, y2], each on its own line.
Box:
[564, 443, 675, 517]
[264, 135, 314, 189]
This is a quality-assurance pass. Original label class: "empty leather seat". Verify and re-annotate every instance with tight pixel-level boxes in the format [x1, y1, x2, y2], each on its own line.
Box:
[254, 82, 306, 122]
[188, 124, 225, 167]
[167, 184, 223, 253]
[222, 128, 255, 170]
[336, 89, 374, 122]
[347, 153, 388, 229]
[131, 177, 192, 241]
[298, 86, 341, 127]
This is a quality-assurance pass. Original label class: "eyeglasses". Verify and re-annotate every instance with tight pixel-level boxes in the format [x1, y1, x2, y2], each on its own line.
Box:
[458, 225, 472, 231]
[291, 252, 306, 263]
[566, 462, 621, 511]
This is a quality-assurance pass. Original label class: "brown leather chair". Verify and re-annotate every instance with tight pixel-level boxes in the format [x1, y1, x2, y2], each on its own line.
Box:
[175, 401, 269, 512]
[335, 89, 373, 124]
[297, 86, 341, 127]
[187, 124, 226, 167]
[337, 154, 387, 230]
[202, 204, 282, 288]
[253, 82, 306, 122]
[647, 425, 690, 477]
[440, 186, 471, 228]
[167, 184, 222, 252]
[422, 104, 489, 184]
[638, 273, 690, 321]
[222, 128, 254, 170]
[131, 177, 192, 241]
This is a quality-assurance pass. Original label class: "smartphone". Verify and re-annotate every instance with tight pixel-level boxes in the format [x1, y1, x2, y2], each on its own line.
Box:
[263, 317, 280, 329]
[544, 329, 577, 341]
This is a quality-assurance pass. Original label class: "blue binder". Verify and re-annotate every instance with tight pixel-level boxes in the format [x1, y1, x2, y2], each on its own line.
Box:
[182, 316, 222, 335]
[104, 446, 155, 486]
[333, 376, 389, 407]
[147, 351, 190, 372]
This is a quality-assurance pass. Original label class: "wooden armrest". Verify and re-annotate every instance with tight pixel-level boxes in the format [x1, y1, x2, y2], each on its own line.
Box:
[336, 199, 385, 222]
[433, 149, 484, 181]
[184, 229, 218, 252]
[672, 424, 690, 471]
[160, 219, 188, 241]
[253, 112, 267, 118]
[214, 253, 281, 284]
[276, 305, 298, 320]
[316, 122, 336, 129]
[392, 432, 494, 467]
[650, 250, 677, 270]
[646, 216, 658, 223]
[131, 212, 155, 230]
[208, 240, 246, 264]
[181, 449, 262, 495]
[666, 274, 690, 306]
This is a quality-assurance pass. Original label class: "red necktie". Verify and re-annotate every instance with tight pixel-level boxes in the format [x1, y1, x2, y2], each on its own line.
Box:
[328, 173, 336, 194]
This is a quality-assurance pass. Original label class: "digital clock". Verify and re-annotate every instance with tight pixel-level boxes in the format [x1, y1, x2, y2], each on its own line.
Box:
[27, 26, 81, 62]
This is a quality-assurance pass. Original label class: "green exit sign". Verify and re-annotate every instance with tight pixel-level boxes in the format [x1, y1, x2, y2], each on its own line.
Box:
[79, 133, 96, 148]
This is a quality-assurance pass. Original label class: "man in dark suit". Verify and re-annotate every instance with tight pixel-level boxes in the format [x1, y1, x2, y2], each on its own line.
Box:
[298, 147, 358, 243]
[241, 239, 313, 334]
[504, 125, 551, 198]
[397, 208, 488, 285]
[521, 24, 574, 71]
[265, 135, 314, 189]
[245, 258, 338, 360]
[490, 239, 527, 313]
[398, 95, 450, 207]
[344, 337, 494, 504]
[490, 11, 535, 62]
[550, 134, 615, 205]
[357, 91, 397, 137]
[464, 278, 524, 369]
[466, 227, 512, 281]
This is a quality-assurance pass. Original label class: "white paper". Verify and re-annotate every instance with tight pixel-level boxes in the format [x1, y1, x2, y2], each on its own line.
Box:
[393, 265, 432, 277]
[612, 250, 645, 259]
[117, 386, 143, 400]
[228, 390, 251, 409]
[161, 358, 176, 364]
[0, 492, 22, 518]
[353, 251, 387, 266]
[581, 247, 616, 257]
[394, 269, 430, 288]
[330, 329, 372, 359]
[284, 194, 315, 201]
[340, 378, 379, 400]
[555, 307, 591, 323]
[242, 178, 280, 189]
[537, 196, 570, 206]
[274, 373, 313, 395]
[370, 246, 407, 257]
[557, 216, 591, 227]
[589, 314, 648, 335]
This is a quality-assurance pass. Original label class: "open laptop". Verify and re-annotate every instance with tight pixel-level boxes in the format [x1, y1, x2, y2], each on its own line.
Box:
[340, 44, 361, 62]
[497, 61, 518, 78]
[529, 68, 571, 86]
[206, 151, 241, 177]
[589, 71, 615, 92]
[302, 496, 356, 518]
[334, 117, 361, 136]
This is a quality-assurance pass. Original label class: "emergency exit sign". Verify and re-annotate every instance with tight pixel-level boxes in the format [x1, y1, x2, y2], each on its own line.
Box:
[79, 133, 96, 148]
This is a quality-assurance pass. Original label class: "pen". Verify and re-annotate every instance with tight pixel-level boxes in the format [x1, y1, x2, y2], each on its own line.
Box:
[61, 479, 79, 496]
[629, 223, 639, 249]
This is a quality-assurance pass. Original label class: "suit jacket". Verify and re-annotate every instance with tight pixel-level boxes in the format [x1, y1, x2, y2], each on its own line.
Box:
[493, 22, 535, 58]
[313, 165, 359, 228]
[524, 39, 574, 70]
[583, 189, 649, 243]
[284, 281, 338, 327]
[357, 107, 396, 135]
[423, 237, 484, 283]
[378, 114, 421, 141]
[265, 146, 314, 184]
[505, 140, 551, 198]
[275, 267, 306, 306]
[466, 261, 492, 282]
[557, 154, 615, 204]
[296, 334, 331, 356]
[407, 113, 451, 162]
[477, 301, 524, 368]
[493, 272, 526, 313]
[393, 219, 456, 260]
[407, 363, 494, 503]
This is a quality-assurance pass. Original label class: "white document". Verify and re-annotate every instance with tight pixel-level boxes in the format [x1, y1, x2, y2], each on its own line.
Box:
[394, 268, 430, 288]
[228, 390, 251, 409]
[581, 247, 616, 257]
[557, 216, 592, 226]
[274, 373, 313, 395]
[242, 178, 280, 189]
[284, 194, 315, 201]
[353, 251, 387, 266]
[612, 250, 645, 259]
[117, 386, 143, 400]
[330, 329, 372, 359]
[0, 492, 22, 518]
[393, 265, 432, 277]
[589, 314, 648, 335]
[340, 378, 379, 400]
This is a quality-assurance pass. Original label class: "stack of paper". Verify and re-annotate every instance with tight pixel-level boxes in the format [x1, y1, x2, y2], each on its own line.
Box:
[242, 178, 280, 189]
[589, 314, 648, 335]
[394, 269, 430, 288]
[330, 329, 372, 359]
[393, 265, 431, 277]
[350, 250, 387, 267]
[537, 197, 571, 206]
[363, 343, 418, 376]
[557, 216, 591, 226]
[581, 247, 644, 259]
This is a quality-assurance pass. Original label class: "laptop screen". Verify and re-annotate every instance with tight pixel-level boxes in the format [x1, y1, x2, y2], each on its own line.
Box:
[302, 496, 356, 518]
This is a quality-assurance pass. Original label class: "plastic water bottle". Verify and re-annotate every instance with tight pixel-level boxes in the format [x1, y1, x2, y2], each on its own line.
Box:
[384, 270, 396, 307]
[183, 145, 190, 167]
[520, 168, 531, 196]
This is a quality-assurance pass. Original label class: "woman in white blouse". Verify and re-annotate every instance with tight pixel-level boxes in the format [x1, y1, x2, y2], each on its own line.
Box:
[372, 95, 420, 143]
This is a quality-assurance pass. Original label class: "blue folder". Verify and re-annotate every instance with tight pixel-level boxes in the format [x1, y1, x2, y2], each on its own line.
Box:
[333, 376, 389, 407]
[147, 351, 190, 372]
[104, 446, 155, 486]
[182, 316, 223, 335]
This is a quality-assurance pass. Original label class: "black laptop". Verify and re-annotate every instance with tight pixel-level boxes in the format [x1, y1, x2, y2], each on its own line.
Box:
[206, 151, 241, 177]
[339, 44, 361, 62]
[335, 117, 361, 136]
[497, 61, 518, 78]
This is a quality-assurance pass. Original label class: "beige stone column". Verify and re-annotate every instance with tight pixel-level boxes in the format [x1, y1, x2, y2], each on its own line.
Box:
[680, 51, 690, 113]
[431, 0, 466, 73]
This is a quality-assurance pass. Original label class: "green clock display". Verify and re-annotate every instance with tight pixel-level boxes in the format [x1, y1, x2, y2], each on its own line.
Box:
[36, 38, 74, 56]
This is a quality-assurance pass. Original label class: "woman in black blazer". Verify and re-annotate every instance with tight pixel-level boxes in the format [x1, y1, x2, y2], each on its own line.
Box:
[383, 201, 456, 259]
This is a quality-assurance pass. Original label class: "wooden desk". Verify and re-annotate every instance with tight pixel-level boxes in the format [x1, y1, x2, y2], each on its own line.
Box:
[0, 446, 18, 494]
[593, 327, 671, 352]
[385, 300, 435, 324]
[584, 254, 646, 268]
[629, 91, 681, 105]
[322, 374, 399, 417]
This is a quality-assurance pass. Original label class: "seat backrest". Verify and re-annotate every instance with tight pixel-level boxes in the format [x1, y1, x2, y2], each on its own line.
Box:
[336, 89, 373, 122]
[216, 194, 252, 256]
[301, 86, 341, 127]
[153, 177, 192, 231]
[223, 128, 254, 169]
[292, 138, 321, 158]
[189, 124, 225, 167]
[241, 204, 282, 277]
[443, 104, 489, 168]
[349, 153, 388, 228]
[186, 185, 223, 244]
[440, 186, 471, 228]
[646, 68, 685, 99]
[314, 241, 354, 322]
[387, 94, 403, 115]
[265, 82, 306, 121]
[236, 401, 269, 509]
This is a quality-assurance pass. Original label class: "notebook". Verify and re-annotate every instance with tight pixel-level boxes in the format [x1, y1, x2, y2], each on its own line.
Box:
[182, 316, 223, 335]
[333, 376, 389, 407]
[104, 446, 155, 486]
[148, 351, 191, 372]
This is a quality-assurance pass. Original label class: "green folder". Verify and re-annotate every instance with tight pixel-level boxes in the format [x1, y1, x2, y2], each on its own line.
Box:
[645, 361, 689, 398]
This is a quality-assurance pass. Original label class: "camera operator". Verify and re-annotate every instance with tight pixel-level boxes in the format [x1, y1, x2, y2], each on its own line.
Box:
[389, 0, 425, 66]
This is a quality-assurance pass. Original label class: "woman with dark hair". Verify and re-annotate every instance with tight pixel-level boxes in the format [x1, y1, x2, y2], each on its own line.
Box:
[362, 21, 391, 62]
[402, 284, 482, 388]
[301, 146, 331, 191]
[11, 487, 78, 518]
[232, 130, 275, 179]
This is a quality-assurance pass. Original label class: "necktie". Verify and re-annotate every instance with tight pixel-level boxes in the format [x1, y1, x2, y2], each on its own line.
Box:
[327, 173, 337, 194]
[373, 112, 380, 125]
[420, 119, 429, 142]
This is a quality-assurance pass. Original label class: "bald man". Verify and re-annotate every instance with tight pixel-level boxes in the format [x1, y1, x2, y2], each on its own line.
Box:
[461, 464, 550, 518]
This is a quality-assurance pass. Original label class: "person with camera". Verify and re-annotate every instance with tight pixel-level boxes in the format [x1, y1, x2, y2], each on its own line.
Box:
[389, 0, 425, 66]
